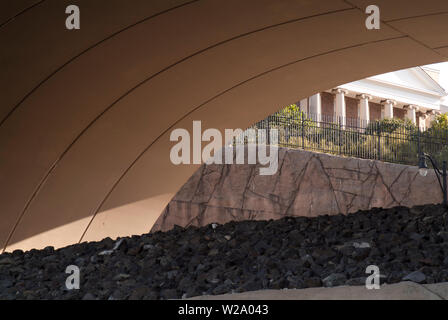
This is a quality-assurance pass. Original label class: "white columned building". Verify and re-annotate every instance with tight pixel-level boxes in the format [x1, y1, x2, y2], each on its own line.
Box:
[404, 105, 417, 125]
[299, 98, 308, 113]
[332, 88, 348, 126]
[427, 110, 440, 124]
[381, 99, 396, 119]
[297, 65, 447, 130]
[357, 93, 371, 125]
[308, 93, 321, 122]
[419, 113, 428, 131]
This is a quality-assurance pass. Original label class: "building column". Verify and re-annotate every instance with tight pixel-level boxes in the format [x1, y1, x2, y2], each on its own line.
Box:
[299, 98, 308, 113]
[418, 113, 428, 131]
[403, 105, 418, 125]
[381, 99, 396, 119]
[426, 110, 439, 126]
[356, 93, 371, 127]
[309, 93, 321, 122]
[332, 88, 348, 126]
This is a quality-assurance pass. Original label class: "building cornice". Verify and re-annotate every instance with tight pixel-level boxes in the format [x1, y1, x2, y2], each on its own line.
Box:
[364, 77, 446, 98]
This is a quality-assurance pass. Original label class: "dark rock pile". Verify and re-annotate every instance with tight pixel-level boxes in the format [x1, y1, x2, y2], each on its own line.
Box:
[1, 204, 448, 300]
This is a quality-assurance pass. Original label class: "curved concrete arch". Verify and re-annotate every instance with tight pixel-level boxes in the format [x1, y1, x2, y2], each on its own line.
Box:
[2, 0, 448, 252]
[1, 0, 353, 251]
[0, 0, 196, 125]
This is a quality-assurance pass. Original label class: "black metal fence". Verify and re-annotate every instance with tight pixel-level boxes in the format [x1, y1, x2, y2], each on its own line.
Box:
[240, 112, 448, 166]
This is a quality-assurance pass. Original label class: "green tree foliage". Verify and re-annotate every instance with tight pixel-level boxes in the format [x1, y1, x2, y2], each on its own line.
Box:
[365, 118, 416, 135]
[430, 113, 448, 131]
[273, 104, 302, 119]
[270, 104, 311, 126]
[426, 113, 448, 141]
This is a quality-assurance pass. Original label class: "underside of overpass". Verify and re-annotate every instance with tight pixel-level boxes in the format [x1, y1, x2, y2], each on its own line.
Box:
[1, 0, 448, 252]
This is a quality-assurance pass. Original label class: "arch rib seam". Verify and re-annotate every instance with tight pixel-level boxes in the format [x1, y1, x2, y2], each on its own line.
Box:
[0, 0, 46, 29]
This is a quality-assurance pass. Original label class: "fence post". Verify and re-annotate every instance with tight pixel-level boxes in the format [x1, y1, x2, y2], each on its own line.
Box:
[417, 127, 421, 156]
[266, 116, 271, 145]
[377, 122, 381, 161]
[301, 112, 305, 150]
[338, 116, 342, 155]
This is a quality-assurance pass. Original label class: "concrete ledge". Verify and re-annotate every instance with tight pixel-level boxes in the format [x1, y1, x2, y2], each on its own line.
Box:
[189, 281, 448, 300]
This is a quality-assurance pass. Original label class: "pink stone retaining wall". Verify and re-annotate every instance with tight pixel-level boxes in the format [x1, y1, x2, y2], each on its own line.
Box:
[151, 149, 442, 232]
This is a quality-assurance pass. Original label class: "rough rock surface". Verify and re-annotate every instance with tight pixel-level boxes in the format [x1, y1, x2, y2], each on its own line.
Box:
[152, 149, 441, 232]
[1, 204, 448, 300]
